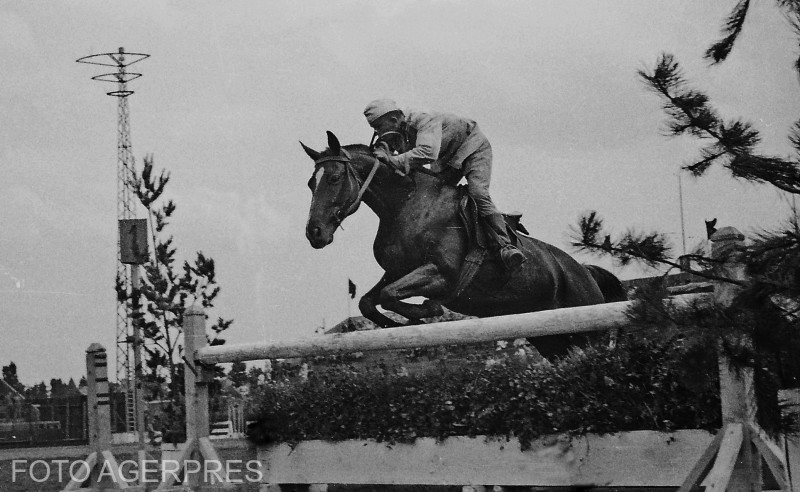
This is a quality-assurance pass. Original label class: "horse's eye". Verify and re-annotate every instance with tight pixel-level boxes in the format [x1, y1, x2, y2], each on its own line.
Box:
[307, 177, 315, 190]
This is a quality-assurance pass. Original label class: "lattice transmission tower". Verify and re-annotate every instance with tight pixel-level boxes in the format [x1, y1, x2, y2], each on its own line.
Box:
[77, 47, 150, 433]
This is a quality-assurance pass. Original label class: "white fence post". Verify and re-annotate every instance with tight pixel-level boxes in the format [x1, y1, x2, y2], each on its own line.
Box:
[184, 305, 210, 445]
[62, 344, 127, 491]
[712, 227, 761, 492]
[680, 227, 789, 491]
[157, 305, 234, 490]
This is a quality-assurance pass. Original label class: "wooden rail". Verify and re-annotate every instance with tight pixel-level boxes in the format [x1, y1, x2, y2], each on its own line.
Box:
[196, 292, 709, 364]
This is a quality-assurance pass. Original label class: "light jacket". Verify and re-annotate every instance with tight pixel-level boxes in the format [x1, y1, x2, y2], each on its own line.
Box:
[391, 110, 489, 173]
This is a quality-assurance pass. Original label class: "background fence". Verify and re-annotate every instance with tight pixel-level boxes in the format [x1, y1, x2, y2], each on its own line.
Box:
[0, 392, 130, 448]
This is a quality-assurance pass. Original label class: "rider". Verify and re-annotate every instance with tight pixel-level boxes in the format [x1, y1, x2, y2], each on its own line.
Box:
[363, 98, 526, 272]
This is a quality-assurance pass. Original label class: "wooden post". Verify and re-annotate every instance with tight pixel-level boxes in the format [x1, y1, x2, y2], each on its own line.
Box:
[184, 304, 209, 489]
[680, 227, 789, 492]
[184, 304, 210, 444]
[87, 344, 107, 453]
[62, 344, 128, 491]
[82, 398, 88, 441]
[711, 227, 761, 492]
[65, 397, 71, 439]
[156, 305, 235, 490]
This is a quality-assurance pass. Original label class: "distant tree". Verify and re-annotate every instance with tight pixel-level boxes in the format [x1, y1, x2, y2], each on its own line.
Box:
[49, 378, 66, 398]
[25, 382, 48, 400]
[247, 366, 267, 388]
[2, 362, 24, 394]
[65, 378, 80, 396]
[571, 4, 800, 389]
[228, 361, 249, 389]
[122, 155, 234, 435]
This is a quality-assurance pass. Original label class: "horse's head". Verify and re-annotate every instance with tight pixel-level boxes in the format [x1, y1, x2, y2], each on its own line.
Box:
[301, 131, 377, 249]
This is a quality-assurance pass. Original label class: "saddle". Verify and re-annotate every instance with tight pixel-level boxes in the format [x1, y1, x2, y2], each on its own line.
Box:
[451, 186, 528, 299]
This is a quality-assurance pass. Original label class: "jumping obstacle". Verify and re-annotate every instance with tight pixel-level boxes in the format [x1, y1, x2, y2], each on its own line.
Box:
[157, 227, 791, 491]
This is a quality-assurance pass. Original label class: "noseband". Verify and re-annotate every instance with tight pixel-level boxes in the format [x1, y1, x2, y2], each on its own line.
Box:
[314, 149, 381, 225]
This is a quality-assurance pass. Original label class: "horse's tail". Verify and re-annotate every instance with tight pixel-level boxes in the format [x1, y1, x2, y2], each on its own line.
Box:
[584, 264, 628, 303]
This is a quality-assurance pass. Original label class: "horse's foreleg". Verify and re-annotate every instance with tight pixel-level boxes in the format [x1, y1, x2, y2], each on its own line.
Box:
[379, 264, 449, 321]
[359, 275, 403, 328]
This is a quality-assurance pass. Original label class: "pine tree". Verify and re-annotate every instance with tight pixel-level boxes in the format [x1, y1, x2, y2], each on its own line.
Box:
[123, 155, 234, 429]
[570, 4, 800, 394]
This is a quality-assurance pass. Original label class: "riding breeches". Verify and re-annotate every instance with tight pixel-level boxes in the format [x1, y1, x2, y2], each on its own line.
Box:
[461, 142, 499, 217]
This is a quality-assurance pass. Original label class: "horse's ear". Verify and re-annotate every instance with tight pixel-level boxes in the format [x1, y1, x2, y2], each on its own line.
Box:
[326, 131, 342, 155]
[299, 141, 321, 162]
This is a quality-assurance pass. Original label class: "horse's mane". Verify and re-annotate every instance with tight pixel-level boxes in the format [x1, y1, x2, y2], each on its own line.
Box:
[343, 143, 372, 155]
[319, 143, 372, 157]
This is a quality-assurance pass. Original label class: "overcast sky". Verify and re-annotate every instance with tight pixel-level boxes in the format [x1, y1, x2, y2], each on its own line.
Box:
[2, 1, 799, 386]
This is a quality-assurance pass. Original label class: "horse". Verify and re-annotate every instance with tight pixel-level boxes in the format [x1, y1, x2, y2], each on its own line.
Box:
[302, 131, 626, 358]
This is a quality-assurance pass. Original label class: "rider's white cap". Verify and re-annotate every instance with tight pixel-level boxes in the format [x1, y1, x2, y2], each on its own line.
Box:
[364, 99, 401, 125]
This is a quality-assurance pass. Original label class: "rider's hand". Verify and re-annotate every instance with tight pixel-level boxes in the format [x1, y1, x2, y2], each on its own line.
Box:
[372, 141, 392, 164]
[373, 142, 408, 176]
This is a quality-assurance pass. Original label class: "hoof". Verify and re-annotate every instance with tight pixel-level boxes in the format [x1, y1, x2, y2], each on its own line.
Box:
[421, 299, 445, 317]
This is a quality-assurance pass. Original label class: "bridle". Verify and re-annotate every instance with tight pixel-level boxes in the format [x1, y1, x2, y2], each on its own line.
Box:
[313, 149, 381, 226]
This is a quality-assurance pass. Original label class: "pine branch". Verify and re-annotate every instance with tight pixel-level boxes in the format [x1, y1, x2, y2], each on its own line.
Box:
[596, 241, 747, 286]
[640, 53, 800, 193]
[639, 54, 723, 142]
[705, 0, 751, 64]
[570, 212, 746, 286]
[727, 154, 800, 193]
[789, 120, 800, 157]
[779, 5, 800, 77]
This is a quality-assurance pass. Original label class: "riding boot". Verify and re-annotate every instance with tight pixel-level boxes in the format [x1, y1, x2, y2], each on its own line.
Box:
[483, 213, 526, 272]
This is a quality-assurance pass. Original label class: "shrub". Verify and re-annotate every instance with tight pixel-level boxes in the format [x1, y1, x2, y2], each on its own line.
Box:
[247, 335, 725, 450]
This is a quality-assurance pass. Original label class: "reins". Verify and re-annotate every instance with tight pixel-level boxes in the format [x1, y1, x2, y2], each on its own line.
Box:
[370, 131, 445, 181]
[314, 149, 381, 224]
[345, 156, 380, 216]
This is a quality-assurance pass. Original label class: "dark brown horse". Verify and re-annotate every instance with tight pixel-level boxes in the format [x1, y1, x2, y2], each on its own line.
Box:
[302, 131, 626, 358]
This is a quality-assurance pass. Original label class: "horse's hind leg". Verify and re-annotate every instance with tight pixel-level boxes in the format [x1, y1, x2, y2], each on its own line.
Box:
[359, 275, 404, 328]
[379, 263, 448, 322]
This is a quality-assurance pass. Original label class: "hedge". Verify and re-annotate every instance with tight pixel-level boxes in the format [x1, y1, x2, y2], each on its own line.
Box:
[246, 335, 729, 450]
